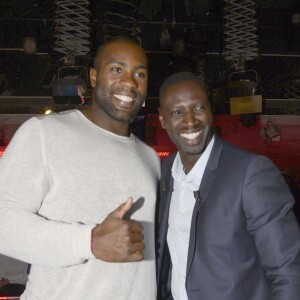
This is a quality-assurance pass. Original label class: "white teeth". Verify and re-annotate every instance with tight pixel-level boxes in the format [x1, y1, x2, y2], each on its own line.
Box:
[180, 132, 200, 140]
[114, 94, 132, 102]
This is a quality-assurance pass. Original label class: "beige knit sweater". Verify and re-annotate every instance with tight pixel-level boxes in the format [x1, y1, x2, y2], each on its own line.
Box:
[0, 110, 160, 300]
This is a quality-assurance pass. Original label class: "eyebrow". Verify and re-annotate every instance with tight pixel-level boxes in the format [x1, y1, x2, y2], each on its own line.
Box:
[106, 59, 148, 71]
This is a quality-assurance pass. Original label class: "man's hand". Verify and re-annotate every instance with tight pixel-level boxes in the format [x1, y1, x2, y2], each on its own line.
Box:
[91, 197, 145, 262]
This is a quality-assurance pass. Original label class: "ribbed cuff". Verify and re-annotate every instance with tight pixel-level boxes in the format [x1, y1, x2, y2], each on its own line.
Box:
[72, 223, 97, 260]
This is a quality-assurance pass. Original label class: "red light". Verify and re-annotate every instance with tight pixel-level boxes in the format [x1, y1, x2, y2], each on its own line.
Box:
[0, 148, 5, 157]
[157, 151, 171, 158]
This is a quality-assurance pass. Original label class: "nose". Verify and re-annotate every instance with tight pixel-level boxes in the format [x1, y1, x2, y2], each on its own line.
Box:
[119, 73, 138, 89]
[182, 111, 198, 126]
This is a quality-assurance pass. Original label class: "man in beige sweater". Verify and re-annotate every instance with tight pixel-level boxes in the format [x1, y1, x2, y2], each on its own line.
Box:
[0, 36, 160, 299]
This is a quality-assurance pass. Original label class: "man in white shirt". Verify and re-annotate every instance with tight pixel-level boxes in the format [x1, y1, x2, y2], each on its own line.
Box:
[156, 71, 300, 300]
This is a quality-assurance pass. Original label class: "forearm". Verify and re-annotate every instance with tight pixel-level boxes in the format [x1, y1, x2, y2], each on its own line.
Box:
[269, 274, 300, 300]
[0, 203, 95, 267]
[243, 156, 300, 297]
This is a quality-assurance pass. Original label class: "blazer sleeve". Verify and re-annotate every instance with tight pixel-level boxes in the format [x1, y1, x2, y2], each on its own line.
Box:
[242, 155, 300, 299]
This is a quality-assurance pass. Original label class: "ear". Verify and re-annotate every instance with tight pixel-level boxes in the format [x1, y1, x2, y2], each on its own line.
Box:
[158, 109, 166, 129]
[90, 68, 97, 88]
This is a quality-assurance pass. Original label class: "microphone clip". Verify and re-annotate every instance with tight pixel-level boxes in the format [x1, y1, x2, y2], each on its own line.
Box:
[193, 190, 202, 203]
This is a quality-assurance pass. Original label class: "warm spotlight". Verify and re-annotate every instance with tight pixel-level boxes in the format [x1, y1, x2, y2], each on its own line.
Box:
[22, 37, 38, 55]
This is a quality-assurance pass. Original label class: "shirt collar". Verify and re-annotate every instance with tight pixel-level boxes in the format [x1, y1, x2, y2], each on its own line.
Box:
[171, 135, 215, 190]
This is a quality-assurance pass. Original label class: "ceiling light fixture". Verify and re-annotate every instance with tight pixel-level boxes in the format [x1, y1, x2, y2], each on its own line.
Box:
[22, 37, 38, 55]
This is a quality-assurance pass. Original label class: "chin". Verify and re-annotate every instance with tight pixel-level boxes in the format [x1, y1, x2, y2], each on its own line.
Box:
[181, 144, 205, 156]
[109, 110, 133, 123]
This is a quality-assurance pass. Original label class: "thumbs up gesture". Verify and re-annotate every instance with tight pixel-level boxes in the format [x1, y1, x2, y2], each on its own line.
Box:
[91, 197, 145, 262]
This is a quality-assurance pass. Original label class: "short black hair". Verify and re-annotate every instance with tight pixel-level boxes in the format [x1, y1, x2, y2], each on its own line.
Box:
[93, 35, 143, 69]
[159, 72, 207, 106]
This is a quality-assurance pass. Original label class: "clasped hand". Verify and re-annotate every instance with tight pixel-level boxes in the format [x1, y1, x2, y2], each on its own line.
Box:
[91, 197, 145, 262]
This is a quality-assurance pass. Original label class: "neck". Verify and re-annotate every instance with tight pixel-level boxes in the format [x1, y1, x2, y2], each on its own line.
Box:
[80, 106, 130, 137]
[181, 156, 199, 174]
[181, 131, 214, 174]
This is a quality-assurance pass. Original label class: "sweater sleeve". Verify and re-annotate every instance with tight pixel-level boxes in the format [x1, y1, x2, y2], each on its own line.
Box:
[0, 117, 95, 267]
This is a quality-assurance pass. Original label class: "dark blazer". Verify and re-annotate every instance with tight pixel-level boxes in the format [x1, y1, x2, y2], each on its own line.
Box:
[156, 135, 300, 300]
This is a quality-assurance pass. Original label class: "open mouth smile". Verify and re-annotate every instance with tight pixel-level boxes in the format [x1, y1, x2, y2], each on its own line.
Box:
[180, 131, 201, 140]
[114, 94, 133, 102]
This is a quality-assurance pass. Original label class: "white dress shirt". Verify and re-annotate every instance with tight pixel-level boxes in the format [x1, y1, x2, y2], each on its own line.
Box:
[167, 136, 215, 299]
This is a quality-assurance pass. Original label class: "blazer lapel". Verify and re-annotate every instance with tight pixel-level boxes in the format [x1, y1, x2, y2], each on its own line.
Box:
[157, 154, 175, 284]
[186, 135, 223, 278]
[158, 177, 173, 251]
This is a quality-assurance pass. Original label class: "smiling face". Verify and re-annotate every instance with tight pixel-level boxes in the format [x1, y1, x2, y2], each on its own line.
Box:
[159, 79, 213, 164]
[89, 39, 148, 133]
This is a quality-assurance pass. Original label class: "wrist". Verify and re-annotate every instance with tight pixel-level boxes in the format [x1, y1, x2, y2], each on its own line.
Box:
[91, 228, 94, 253]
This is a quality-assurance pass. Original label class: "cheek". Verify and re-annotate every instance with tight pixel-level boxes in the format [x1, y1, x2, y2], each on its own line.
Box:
[164, 122, 178, 137]
[138, 81, 148, 94]
[165, 128, 176, 143]
[201, 114, 212, 125]
[98, 72, 114, 86]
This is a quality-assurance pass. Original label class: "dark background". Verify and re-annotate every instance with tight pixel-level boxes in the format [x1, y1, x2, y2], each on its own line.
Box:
[0, 0, 299, 114]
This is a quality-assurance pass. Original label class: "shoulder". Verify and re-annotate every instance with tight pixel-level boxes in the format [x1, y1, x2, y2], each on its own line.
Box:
[215, 135, 258, 161]
[161, 152, 177, 175]
[8, 110, 80, 147]
[161, 152, 176, 165]
[37, 109, 79, 125]
[135, 137, 157, 155]
[134, 137, 161, 171]
[215, 135, 281, 178]
[17, 109, 77, 128]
